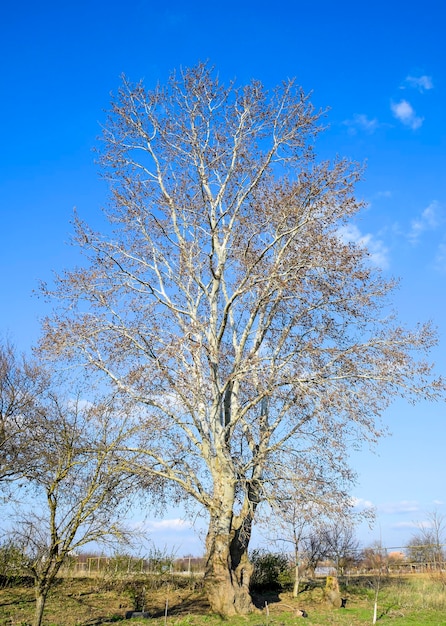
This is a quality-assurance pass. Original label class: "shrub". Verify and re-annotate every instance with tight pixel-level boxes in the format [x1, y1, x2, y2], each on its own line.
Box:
[0, 541, 29, 585]
[250, 550, 292, 591]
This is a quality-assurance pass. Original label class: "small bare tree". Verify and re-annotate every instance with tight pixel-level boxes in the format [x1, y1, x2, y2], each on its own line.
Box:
[261, 462, 356, 595]
[421, 510, 444, 569]
[361, 542, 388, 624]
[6, 388, 139, 626]
[321, 522, 360, 578]
[273, 499, 313, 596]
[301, 530, 327, 579]
[407, 510, 446, 587]
[41, 63, 444, 615]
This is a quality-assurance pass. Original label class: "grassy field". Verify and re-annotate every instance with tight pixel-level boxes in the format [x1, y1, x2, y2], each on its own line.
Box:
[0, 573, 445, 626]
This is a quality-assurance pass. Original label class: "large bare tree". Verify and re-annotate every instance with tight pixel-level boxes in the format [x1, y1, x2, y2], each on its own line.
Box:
[41, 64, 443, 615]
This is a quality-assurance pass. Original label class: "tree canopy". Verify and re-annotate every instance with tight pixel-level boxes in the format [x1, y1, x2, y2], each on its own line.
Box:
[41, 63, 444, 615]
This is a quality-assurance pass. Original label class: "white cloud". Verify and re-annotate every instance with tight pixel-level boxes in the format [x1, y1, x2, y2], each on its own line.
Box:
[351, 497, 374, 510]
[391, 520, 419, 529]
[337, 224, 389, 269]
[148, 518, 192, 530]
[378, 500, 420, 515]
[415, 518, 439, 530]
[408, 200, 442, 244]
[343, 113, 380, 134]
[391, 100, 424, 130]
[67, 398, 94, 411]
[130, 518, 193, 532]
[403, 75, 433, 92]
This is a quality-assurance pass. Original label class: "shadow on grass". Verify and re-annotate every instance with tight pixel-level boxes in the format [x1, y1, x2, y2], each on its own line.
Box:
[377, 603, 399, 621]
[252, 590, 282, 609]
[145, 593, 211, 618]
[0, 596, 35, 607]
[81, 617, 126, 625]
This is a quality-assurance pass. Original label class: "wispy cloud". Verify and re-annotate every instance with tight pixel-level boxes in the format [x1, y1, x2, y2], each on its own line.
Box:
[378, 500, 420, 515]
[391, 100, 423, 129]
[148, 519, 192, 530]
[416, 518, 438, 530]
[343, 113, 380, 135]
[408, 200, 442, 244]
[391, 520, 419, 530]
[130, 518, 193, 532]
[434, 240, 446, 272]
[337, 224, 389, 269]
[351, 497, 374, 510]
[403, 75, 434, 92]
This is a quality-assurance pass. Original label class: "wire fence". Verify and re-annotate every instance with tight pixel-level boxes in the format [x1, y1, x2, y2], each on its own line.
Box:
[61, 554, 207, 576]
[59, 547, 446, 578]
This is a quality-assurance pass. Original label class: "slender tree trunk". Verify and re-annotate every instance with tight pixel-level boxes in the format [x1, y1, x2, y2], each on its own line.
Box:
[373, 597, 378, 625]
[293, 532, 300, 597]
[34, 589, 48, 626]
[293, 564, 299, 597]
[372, 577, 380, 624]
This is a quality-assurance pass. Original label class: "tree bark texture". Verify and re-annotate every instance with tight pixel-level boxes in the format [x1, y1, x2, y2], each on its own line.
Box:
[204, 511, 255, 615]
[33, 590, 48, 626]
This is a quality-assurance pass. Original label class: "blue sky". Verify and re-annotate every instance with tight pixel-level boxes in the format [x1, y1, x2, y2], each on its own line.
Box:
[1, 0, 445, 555]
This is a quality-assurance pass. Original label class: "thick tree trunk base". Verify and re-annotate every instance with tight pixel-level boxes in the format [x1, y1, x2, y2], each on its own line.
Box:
[204, 573, 256, 616]
[204, 478, 260, 615]
[204, 526, 256, 616]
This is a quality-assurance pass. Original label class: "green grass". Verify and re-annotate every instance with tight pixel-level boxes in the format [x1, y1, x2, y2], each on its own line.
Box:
[0, 574, 445, 626]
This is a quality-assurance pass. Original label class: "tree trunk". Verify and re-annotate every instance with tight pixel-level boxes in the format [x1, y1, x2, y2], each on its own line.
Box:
[293, 542, 300, 597]
[34, 590, 48, 626]
[293, 563, 299, 597]
[204, 510, 255, 615]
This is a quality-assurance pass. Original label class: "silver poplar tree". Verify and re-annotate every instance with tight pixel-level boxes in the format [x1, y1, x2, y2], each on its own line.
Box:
[41, 64, 443, 615]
